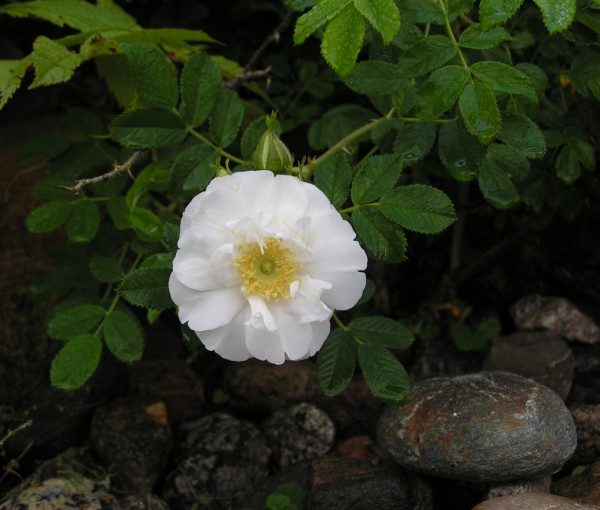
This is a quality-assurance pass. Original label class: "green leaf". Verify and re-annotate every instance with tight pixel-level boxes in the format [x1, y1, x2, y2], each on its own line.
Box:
[240, 116, 282, 161]
[89, 256, 124, 284]
[47, 305, 105, 341]
[570, 139, 595, 171]
[126, 161, 170, 209]
[353, 0, 400, 44]
[169, 144, 218, 193]
[50, 334, 103, 391]
[344, 60, 406, 95]
[112, 27, 216, 45]
[515, 63, 548, 94]
[498, 113, 546, 158]
[129, 207, 164, 241]
[352, 208, 407, 263]
[397, 35, 457, 78]
[0, 0, 138, 31]
[458, 80, 501, 144]
[30, 36, 83, 88]
[103, 310, 144, 363]
[438, 120, 486, 180]
[96, 55, 136, 109]
[314, 153, 353, 208]
[451, 322, 489, 351]
[556, 145, 580, 184]
[123, 43, 178, 109]
[479, 0, 525, 30]
[478, 158, 519, 209]
[316, 328, 357, 396]
[380, 184, 457, 234]
[180, 52, 221, 127]
[26, 201, 72, 233]
[532, 0, 576, 34]
[109, 109, 187, 148]
[414, 65, 470, 119]
[164, 223, 180, 251]
[209, 88, 244, 148]
[0, 59, 29, 110]
[294, 0, 352, 44]
[119, 267, 173, 310]
[107, 196, 132, 230]
[487, 143, 530, 182]
[470, 61, 537, 103]
[357, 344, 409, 404]
[459, 24, 510, 49]
[66, 200, 100, 243]
[393, 122, 436, 165]
[321, 3, 366, 76]
[349, 316, 414, 349]
[352, 155, 402, 204]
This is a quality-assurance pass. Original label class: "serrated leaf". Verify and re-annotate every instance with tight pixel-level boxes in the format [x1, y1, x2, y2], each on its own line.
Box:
[107, 196, 132, 230]
[103, 310, 144, 363]
[109, 109, 187, 148]
[169, 144, 217, 193]
[26, 201, 72, 233]
[163, 223, 180, 251]
[96, 55, 136, 109]
[352, 154, 402, 204]
[0, 0, 138, 31]
[89, 256, 124, 283]
[119, 267, 172, 310]
[397, 35, 457, 78]
[66, 200, 99, 243]
[126, 161, 170, 209]
[294, 0, 352, 44]
[498, 113, 546, 158]
[393, 121, 436, 164]
[556, 145, 580, 184]
[458, 80, 501, 144]
[459, 24, 510, 49]
[123, 43, 178, 109]
[130, 207, 164, 241]
[50, 334, 102, 390]
[438, 120, 486, 180]
[479, 0, 525, 30]
[30, 36, 83, 88]
[353, 0, 400, 44]
[316, 328, 357, 396]
[241, 116, 282, 161]
[47, 305, 105, 341]
[380, 184, 457, 234]
[533, 0, 576, 34]
[321, 3, 365, 76]
[209, 88, 244, 148]
[0, 58, 30, 110]
[344, 60, 406, 95]
[349, 316, 414, 349]
[414, 65, 470, 119]
[515, 63, 548, 94]
[180, 52, 221, 127]
[314, 153, 353, 208]
[357, 344, 409, 404]
[352, 208, 407, 263]
[470, 61, 537, 103]
[478, 155, 519, 209]
[487, 143, 530, 182]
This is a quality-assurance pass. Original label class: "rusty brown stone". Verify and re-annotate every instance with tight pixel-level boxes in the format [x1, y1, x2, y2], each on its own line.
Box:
[486, 476, 551, 499]
[334, 435, 383, 464]
[511, 295, 600, 345]
[473, 492, 600, 509]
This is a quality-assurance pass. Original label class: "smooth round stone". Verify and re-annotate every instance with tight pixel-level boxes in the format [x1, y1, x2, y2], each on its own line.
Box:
[377, 371, 577, 483]
[472, 492, 600, 509]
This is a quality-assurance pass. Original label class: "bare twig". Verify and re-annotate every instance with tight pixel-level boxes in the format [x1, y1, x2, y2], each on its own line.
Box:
[60, 150, 144, 195]
[225, 12, 292, 88]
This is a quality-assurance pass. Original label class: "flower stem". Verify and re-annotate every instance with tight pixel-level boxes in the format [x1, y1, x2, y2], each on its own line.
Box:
[437, 0, 470, 70]
[333, 313, 348, 331]
[187, 128, 252, 167]
[338, 202, 380, 215]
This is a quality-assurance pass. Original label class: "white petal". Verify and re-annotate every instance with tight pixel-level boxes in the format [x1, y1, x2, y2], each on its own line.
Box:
[306, 239, 368, 273]
[302, 180, 336, 215]
[245, 325, 285, 364]
[197, 306, 252, 361]
[273, 175, 308, 225]
[285, 276, 332, 323]
[246, 295, 277, 331]
[169, 272, 198, 305]
[272, 306, 314, 360]
[172, 250, 223, 291]
[309, 320, 331, 356]
[179, 287, 247, 331]
[314, 271, 366, 310]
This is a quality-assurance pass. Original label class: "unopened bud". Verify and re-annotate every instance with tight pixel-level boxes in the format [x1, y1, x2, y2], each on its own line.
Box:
[252, 115, 293, 173]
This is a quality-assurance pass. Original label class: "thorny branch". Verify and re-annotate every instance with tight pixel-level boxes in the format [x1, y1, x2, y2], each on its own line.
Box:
[60, 151, 144, 195]
[225, 12, 292, 88]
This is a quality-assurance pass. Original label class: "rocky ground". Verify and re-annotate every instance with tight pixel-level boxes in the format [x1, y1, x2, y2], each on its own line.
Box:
[2, 118, 600, 510]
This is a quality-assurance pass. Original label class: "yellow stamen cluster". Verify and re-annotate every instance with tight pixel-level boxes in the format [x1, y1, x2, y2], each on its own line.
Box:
[234, 237, 300, 300]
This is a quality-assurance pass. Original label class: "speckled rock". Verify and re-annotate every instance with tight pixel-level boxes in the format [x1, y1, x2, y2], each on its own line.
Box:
[553, 462, 600, 505]
[569, 344, 600, 405]
[472, 492, 600, 509]
[569, 405, 600, 464]
[224, 359, 317, 412]
[334, 435, 383, 464]
[231, 456, 432, 510]
[265, 403, 335, 469]
[0, 477, 120, 510]
[511, 295, 600, 345]
[483, 332, 574, 400]
[90, 398, 172, 493]
[486, 476, 551, 499]
[120, 494, 170, 510]
[377, 371, 577, 483]
[128, 360, 204, 426]
[163, 413, 271, 510]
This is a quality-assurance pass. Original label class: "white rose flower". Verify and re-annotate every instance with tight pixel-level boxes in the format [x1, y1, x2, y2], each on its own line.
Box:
[169, 170, 367, 364]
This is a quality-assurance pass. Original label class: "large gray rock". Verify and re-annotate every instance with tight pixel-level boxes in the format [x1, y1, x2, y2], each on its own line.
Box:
[553, 462, 600, 505]
[472, 492, 600, 509]
[377, 371, 577, 483]
[483, 332, 574, 400]
[570, 404, 600, 465]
